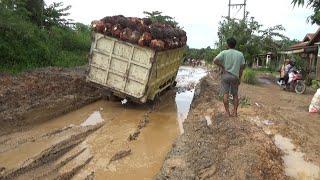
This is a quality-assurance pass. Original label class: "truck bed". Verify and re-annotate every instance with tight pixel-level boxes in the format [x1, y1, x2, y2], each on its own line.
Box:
[87, 33, 184, 103]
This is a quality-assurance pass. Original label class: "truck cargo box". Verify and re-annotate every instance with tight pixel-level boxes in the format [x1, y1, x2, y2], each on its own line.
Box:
[87, 33, 185, 103]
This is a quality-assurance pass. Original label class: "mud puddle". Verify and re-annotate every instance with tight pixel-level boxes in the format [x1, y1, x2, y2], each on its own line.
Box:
[0, 66, 207, 179]
[257, 77, 273, 85]
[274, 134, 320, 179]
[78, 66, 207, 179]
[175, 66, 208, 133]
[249, 117, 320, 179]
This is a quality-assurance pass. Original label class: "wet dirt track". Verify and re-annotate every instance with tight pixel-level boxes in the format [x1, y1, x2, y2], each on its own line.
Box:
[1, 66, 320, 180]
[0, 66, 207, 179]
[239, 76, 320, 179]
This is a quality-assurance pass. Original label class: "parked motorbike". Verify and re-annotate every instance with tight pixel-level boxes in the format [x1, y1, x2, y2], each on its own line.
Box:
[277, 70, 306, 94]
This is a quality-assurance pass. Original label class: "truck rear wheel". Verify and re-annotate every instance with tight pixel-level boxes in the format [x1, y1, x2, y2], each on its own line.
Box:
[103, 91, 119, 101]
[170, 81, 177, 89]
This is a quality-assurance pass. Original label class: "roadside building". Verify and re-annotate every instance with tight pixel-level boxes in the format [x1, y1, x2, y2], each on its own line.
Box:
[253, 52, 279, 70]
[281, 28, 320, 80]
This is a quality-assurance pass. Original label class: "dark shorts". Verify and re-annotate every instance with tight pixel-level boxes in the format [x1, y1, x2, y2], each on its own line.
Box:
[221, 72, 239, 95]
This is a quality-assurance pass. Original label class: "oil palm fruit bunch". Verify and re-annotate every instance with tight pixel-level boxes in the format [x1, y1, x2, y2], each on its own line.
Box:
[91, 15, 187, 51]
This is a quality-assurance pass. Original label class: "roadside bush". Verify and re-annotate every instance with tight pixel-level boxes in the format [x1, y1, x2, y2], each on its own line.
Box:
[242, 68, 256, 84]
[0, 3, 91, 74]
[311, 80, 320, 89]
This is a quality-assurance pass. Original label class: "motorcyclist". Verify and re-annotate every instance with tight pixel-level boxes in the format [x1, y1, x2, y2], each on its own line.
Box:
[288, 66, 297, 84]
[278, 59, 289, 85]
[284, 60, 294, 84]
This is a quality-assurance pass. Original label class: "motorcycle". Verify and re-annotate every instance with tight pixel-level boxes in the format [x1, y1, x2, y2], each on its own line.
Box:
[277, 70, 306, 94]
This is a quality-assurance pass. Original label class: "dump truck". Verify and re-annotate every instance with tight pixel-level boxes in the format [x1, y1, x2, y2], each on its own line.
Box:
[87, 33, 185, 103]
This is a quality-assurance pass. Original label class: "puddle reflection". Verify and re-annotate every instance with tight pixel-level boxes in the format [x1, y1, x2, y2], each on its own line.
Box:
[175, 66, 207, 134]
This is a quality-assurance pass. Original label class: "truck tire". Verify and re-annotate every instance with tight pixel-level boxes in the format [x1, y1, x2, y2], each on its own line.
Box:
[103, 91, 119, 101]
[171, 81, 177, 88]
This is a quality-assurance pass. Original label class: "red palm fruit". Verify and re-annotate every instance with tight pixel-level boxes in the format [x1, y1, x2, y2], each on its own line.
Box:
[181, 36, 187, 44]
[150, 39, 165, 50]
[163, 39, 173, 49]
[138, 38, 145, 46]
[105, 23, 112, 29]
[111, 25, 122, 38]
[91, 20, 105, 33]
[120, 28, 133, 41]
[129, 31, 141, 43]
[142, 32, 152, 42]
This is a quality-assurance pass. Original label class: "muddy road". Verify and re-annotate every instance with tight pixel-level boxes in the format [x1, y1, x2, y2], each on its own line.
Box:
[0, 66, 207, 179]
[1, 66, 320, 179]
[239, 76, 320, 179]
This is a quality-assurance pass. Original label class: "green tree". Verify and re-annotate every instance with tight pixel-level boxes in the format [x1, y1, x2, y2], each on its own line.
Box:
[216, 16, 287, 66]
[292, 0, 320, 25]
[25, 0, 45, 26]
[143, 11, 178, 27]
[0, 0, 30, 17]
[259, 25, 289, 53]
[0, 0, 90, 73]
[184, 46, 219, 64]
[216, 17, 261, 65]
[44, 2, 72, 28]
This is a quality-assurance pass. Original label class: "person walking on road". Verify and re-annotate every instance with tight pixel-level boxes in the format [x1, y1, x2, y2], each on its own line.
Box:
[213, 37, 245, 117]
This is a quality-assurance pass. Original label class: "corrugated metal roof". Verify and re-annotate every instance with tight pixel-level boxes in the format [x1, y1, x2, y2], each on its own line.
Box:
[287, 27, 320, 51]
[303, 33, 315, 42]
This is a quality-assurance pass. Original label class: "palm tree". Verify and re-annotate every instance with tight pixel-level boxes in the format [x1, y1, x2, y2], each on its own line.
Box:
[292, 0, 320, 25]
[25, 0, 45, 26]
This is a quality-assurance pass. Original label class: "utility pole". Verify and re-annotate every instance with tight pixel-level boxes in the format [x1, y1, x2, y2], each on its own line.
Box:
[228, 0, 247, 20]
[243, 0, 247, 20]
[228, 0, 231, 19]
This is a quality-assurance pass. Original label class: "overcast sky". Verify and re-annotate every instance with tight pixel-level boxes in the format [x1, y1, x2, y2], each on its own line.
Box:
[45, 0, 319, 48]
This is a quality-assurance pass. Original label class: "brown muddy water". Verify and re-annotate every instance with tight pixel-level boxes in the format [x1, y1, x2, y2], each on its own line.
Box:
[0, 66, 207, 179]
[250, 116, 320, 179]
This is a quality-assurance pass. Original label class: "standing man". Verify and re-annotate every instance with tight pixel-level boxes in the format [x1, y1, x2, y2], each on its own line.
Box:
[213, 37, 245, 117]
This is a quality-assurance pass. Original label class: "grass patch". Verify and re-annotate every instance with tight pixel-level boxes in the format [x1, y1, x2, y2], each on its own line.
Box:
[0, 51, 88, 74]
[311, 80, 320, 89]
[242, 68, 257, 84]
[239, 96, 251, 107]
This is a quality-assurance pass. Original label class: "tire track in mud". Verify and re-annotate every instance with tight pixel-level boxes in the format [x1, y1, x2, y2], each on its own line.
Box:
[0, 89, 166, 180]
[0, 123, 104, 180]
[0, 66, 208, 179]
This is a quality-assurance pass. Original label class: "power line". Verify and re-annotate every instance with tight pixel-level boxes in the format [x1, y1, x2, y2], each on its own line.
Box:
[228, 0, 247, 20]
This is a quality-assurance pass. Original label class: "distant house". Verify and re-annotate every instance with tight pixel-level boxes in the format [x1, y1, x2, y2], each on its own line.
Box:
[281, 28, 320, 80]
[253, 52, 278, 69]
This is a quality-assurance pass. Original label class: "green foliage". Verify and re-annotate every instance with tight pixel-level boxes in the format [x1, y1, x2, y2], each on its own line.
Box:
[184, 46, 219, 64]
[143, 11, 178, 27]
[292, 0, 320, 25]
[25, 0, 45, 26]
[216, 16, 288, 66]
[0, 1, 90, 73]
[311, 80, 320, 89]
[290, 54, 308, 76]
[44, 2, 72, 28]
[242, 68, 257, 84]
[239, 96, 251, 107]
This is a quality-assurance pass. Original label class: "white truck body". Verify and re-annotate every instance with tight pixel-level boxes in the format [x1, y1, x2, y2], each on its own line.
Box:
[87, 33, 185, 103]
